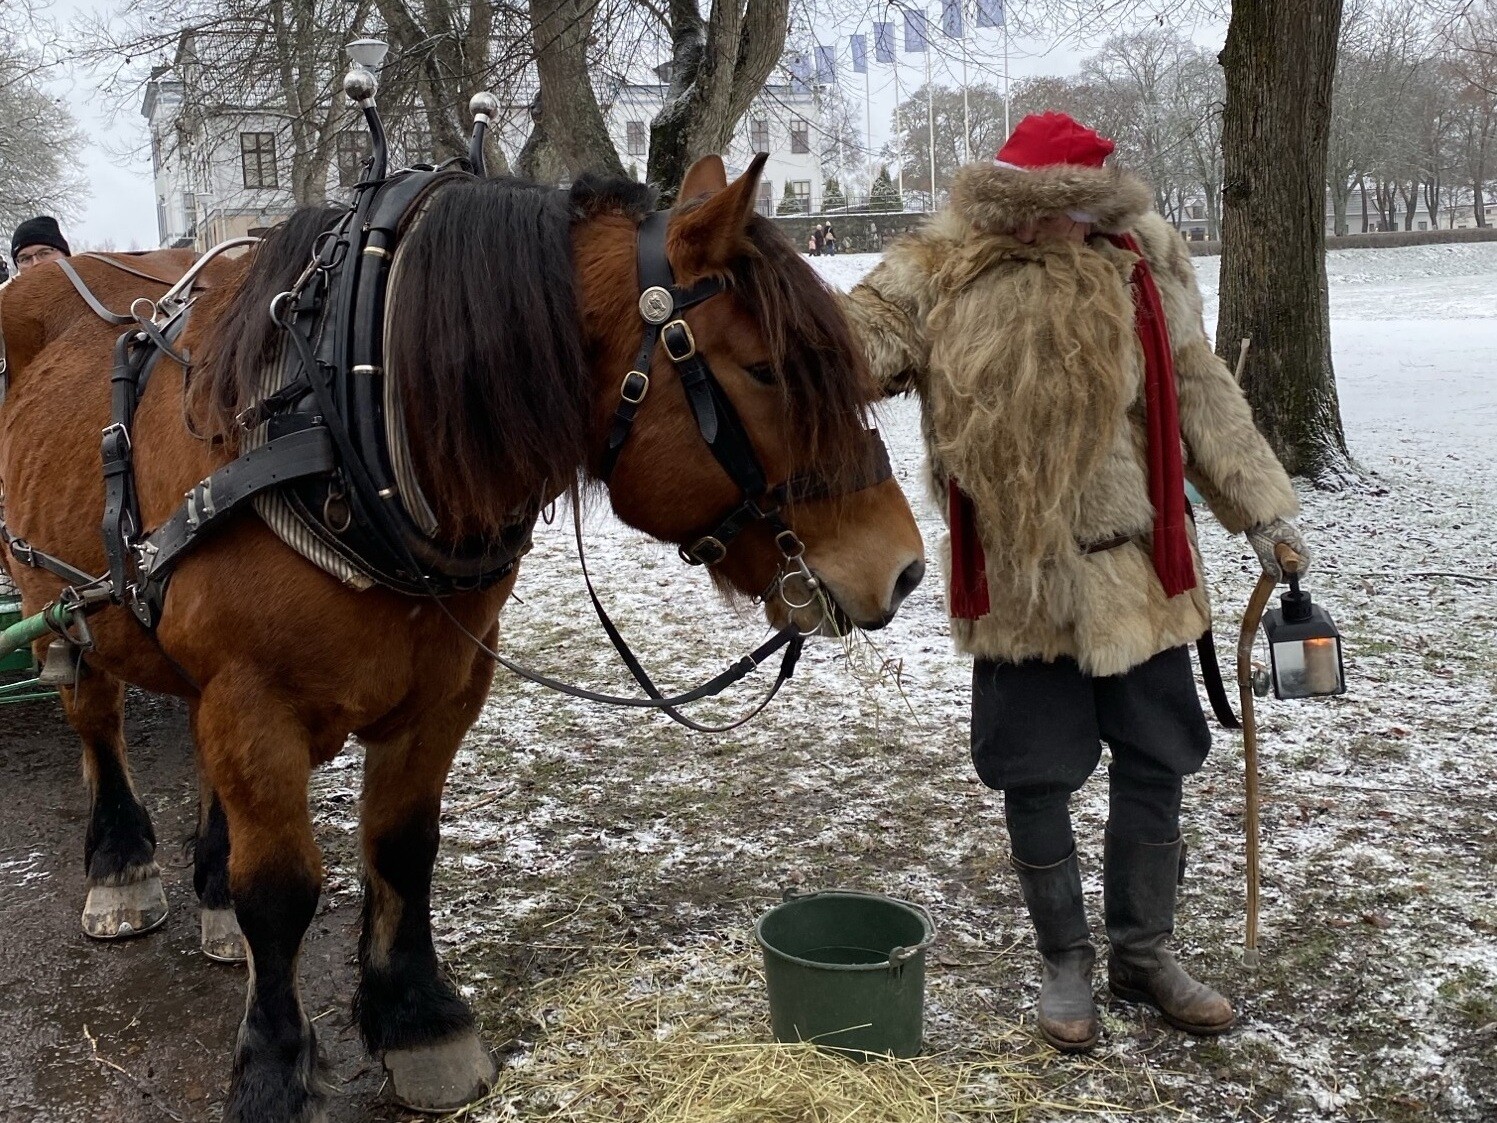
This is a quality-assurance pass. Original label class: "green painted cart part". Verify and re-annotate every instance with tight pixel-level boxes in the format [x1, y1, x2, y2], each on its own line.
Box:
[1, 598, 65, 705]
[755, 889, 935, 1060]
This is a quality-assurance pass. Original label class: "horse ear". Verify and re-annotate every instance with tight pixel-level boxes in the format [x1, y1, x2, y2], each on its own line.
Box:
[679, 155, 729, 201]
[670, 153, 769, 274]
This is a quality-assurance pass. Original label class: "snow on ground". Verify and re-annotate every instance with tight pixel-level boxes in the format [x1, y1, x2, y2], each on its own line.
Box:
[313, 242, 1497, 1121]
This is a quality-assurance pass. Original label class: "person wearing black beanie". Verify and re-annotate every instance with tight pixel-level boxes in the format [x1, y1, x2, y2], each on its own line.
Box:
[11, 215, 71, 273]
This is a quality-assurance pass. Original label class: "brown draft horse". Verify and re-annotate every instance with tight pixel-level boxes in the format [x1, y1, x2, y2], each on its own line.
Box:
[0, 155, 925, 1120]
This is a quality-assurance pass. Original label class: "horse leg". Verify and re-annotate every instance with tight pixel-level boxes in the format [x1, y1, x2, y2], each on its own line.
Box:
[193, 773, 246, 963]
[63, 670, 169, 939]
[197, 675, 327, 1123]
[355, 667, 496, 1112]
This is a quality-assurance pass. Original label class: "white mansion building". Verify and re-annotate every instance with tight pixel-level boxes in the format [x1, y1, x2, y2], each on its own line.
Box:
[142, 55, 830, 250]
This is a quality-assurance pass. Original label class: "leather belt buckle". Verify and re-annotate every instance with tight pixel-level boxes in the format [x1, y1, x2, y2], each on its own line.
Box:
[663, 320, 697, 362]
[620, 371, 650, 404]
[682, 536, 727, 566]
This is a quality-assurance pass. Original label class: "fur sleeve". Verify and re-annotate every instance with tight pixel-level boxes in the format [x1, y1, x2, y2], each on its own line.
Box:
[842, 235, 936, 397]
[1131, 214, 1299, 534]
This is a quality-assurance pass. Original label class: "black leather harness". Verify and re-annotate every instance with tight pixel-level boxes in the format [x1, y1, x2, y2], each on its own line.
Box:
[3, 183, 899, 729]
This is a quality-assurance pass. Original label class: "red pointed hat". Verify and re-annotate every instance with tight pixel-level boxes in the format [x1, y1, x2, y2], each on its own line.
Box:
[994, 112, 1115, 171]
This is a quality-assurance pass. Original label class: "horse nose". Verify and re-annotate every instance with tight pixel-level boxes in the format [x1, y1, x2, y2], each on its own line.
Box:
[890, 557, 925, 611]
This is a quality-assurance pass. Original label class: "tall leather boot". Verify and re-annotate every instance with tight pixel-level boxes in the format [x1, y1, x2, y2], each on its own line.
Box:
[1013, 849, 1099, 1052]
[1103, 832, 1235, 1034]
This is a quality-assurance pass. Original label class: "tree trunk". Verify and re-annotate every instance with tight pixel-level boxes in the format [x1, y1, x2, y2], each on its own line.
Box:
[1424, 178, 1439, 227]
[1358, 177, 1369, 233]
[1474, 182, 1487, 227]
[527, 0, 624, 179]
[1330, 185, 1348, 236]
[646, 0, 789, 204]
[1218, 0, 1351, 482]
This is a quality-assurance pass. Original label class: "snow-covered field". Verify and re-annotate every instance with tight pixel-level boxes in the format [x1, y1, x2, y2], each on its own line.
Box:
[315, 242, 1497, 1121]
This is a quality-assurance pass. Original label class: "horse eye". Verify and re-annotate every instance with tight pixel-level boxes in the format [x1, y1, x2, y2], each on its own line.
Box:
[743, 363, 776, 385]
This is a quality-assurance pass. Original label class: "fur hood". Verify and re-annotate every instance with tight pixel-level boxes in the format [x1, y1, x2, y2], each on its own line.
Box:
[950, 162, 1154, 235]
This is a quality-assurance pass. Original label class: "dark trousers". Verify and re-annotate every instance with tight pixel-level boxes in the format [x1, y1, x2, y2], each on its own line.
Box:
[971, 646, 1211, 866]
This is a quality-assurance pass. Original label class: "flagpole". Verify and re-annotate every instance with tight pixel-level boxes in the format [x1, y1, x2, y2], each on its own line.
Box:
[894, 48, 904, 203]
[1003, 12, 1010, 137]
[925, 10, 935, 209]
[962, 28, 971, 164]
[864, 42, 873, 181]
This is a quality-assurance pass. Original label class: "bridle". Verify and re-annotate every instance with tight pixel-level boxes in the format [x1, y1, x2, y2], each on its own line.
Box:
[598, 209, 893, 623]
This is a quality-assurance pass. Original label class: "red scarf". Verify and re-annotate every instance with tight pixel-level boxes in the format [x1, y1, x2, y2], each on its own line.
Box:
[948, 233, 1196, 620]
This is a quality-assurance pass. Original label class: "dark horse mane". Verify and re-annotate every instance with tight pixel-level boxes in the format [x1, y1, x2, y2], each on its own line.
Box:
[195, 169, 873, 540]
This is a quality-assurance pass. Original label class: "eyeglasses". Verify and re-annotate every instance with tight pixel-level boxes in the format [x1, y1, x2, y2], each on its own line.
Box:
[15, 246, 62, 268]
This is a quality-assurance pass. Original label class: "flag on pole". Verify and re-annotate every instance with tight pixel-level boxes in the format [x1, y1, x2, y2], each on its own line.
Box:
[941, 0, 964, 39]
[851, 33, 867, 74]
[903, 10, 928, 52]
[976, 0, 1004, 28]
[815, 44, 836, 84]
[874, 22, 895, 63]
[788, 52, 811, 92]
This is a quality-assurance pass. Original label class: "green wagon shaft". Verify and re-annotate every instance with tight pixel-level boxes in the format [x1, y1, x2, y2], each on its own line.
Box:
[0, 594, 60, 705]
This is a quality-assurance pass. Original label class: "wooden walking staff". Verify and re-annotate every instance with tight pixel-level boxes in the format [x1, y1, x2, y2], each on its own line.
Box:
[1237, 537, 1305, 969]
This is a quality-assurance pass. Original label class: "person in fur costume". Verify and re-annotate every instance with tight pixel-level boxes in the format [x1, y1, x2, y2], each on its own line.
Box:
[844, 112, 1311, 1053]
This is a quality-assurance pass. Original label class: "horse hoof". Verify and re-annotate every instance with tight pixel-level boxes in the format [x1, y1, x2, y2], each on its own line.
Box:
[383, 1031, 497, 1113]
[81, 871, 169, 940]
[201, 907, 247, 963]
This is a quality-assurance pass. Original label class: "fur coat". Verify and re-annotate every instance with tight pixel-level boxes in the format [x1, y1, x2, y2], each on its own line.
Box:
[845, 161, 1299, 677]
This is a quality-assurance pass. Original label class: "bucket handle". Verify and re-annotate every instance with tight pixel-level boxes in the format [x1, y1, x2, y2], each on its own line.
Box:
[780, 887, 937, 971]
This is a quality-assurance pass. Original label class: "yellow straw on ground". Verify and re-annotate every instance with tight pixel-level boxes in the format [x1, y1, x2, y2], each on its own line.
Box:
[451, 936, 1172, 1123]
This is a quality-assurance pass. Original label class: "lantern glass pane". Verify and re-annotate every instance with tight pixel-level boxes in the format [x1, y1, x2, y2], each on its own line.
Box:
[1272, 637, 1343, 699]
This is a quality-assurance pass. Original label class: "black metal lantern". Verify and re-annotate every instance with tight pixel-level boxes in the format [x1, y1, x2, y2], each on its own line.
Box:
[1261, 573, 1345, 700]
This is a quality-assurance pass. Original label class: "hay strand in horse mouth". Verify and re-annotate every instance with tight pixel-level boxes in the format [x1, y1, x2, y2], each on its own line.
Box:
[446, 935, 1164, 1122]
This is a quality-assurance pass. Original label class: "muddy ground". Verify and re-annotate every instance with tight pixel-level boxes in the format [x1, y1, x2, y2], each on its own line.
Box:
[0, 695, 428, 1122]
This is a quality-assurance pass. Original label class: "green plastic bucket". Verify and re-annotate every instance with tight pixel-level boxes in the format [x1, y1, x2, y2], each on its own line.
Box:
[755, 889, 935, 1059]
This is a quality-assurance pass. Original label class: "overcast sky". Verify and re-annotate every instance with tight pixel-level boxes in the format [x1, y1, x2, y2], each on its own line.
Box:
[41, 3, 1227, 251]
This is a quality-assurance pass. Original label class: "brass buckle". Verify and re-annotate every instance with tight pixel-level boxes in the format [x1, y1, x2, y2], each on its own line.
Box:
[620, 370, 649, 404]
[663, 319, 697, 362]
[682, 536, 727, 566]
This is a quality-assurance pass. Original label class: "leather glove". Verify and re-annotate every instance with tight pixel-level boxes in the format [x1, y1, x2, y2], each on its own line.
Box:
[1247, 518, 1310, 582]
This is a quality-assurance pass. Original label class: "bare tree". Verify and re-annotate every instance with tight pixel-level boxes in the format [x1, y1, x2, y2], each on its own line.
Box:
[645, 0, 789, 202]
[888, 83, 1008, 195]
[1446, 0, 1497, 223]
[0, 15, 87, 234]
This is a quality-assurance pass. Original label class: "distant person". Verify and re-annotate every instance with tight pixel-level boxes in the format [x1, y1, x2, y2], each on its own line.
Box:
[11, 216, 71, 274]
[808, 225, 823, 256]
[868, 219, 882, 251]
[824, 222, 838, 255]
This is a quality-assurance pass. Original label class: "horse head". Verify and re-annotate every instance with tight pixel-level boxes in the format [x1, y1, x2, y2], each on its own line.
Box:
[573, 155, 926, 634]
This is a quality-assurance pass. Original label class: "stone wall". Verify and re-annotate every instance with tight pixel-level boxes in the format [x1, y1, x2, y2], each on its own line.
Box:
[774, 211, 1497, 258]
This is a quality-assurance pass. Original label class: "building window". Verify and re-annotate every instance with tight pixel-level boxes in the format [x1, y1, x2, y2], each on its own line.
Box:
[240, 132, 278, 189]
[337, 131, 372, 187]
[1188, 203, 1205, 220]
[751, 117, 770, 153]
[757, 181, 774, 216]
[626, 120, 648, 157]
[791, 118, 809, 154]
[790, 180, 811, 212]
[1418, 220, 1428, 231]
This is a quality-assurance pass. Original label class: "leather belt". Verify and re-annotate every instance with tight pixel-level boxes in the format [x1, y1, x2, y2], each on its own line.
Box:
[1080, 533, 1134, 555]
